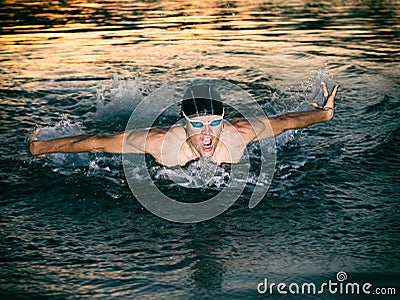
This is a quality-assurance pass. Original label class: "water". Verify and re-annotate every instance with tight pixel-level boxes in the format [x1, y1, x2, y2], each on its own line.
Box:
[1, 0, 399, 299]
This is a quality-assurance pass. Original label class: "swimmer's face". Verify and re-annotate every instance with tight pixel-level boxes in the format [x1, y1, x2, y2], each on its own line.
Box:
[184, 114, 224, 157]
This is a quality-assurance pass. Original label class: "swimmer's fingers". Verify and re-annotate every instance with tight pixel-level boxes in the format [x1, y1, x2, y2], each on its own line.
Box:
[308, 84, 339, 111]
[29, 128, 40, 142]
[322, 82, 329, 101]
[323, 84, 340, 110]
[308, 82, 329, 109]
[308, 102, 324, 110]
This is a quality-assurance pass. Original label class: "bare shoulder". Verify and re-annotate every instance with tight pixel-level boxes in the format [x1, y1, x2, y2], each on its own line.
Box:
[146, 125, 187, 166]
[146, 125, 186, 151]
[224, 118, 262, 143]
[166, 124, 186, 139]
[145, 126, 167, 140]
[228, 117, 250, 128]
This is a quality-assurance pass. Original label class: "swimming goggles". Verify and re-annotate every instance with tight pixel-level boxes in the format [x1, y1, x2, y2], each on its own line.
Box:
[183, 111, 224, 129]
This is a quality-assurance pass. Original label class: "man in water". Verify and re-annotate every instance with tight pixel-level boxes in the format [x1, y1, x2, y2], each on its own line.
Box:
[30, 83, 339, 167]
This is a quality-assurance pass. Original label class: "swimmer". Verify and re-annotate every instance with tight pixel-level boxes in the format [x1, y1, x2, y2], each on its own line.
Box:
[30, 83, 339, 167]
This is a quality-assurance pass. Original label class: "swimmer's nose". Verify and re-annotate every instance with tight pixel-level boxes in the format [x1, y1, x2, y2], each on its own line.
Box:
[201, 124, 211, 135]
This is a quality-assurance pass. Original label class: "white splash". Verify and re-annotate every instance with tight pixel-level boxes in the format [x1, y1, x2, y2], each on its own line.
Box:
[94, 74, 144, 122]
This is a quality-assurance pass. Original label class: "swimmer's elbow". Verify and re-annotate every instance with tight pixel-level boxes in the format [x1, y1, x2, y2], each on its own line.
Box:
[269, 116, 294, 136]
[92, 134, 124, 154]
[71, 134, 123, 154]
[89, 145, 106, 153]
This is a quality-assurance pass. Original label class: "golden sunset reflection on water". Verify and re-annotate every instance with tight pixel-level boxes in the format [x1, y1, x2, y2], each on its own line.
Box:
[1, 0, 398, 88]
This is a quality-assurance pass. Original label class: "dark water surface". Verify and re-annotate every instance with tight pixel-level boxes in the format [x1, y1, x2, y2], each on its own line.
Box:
[1, 0, 399, 299]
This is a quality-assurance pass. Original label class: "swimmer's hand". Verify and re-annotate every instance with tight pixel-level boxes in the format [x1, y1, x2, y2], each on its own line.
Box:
[308, 83, 340, 121]
[29, 128, 42, 156]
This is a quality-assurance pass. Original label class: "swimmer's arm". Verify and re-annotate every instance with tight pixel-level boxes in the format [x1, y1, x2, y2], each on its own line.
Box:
[30, 131, 127, 156]
[29, 128, 165, 156]
[250, 84, 339, 141]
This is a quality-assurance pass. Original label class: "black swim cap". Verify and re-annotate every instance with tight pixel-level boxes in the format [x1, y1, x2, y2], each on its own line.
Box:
[181, 85, 223, 117]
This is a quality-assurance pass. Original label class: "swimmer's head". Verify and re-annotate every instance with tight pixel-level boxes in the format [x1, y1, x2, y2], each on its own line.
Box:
[181, 85, 224, 117]
[181, 85, 224, 158]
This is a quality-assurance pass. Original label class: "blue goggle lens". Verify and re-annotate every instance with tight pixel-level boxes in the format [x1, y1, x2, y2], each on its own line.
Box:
[209, 119, 222, 126]
[190, 121, 204, 128]
[190, 119, 222, 128]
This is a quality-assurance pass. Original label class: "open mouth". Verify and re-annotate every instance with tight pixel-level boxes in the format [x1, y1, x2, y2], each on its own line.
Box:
[202, 137, 213, 152]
